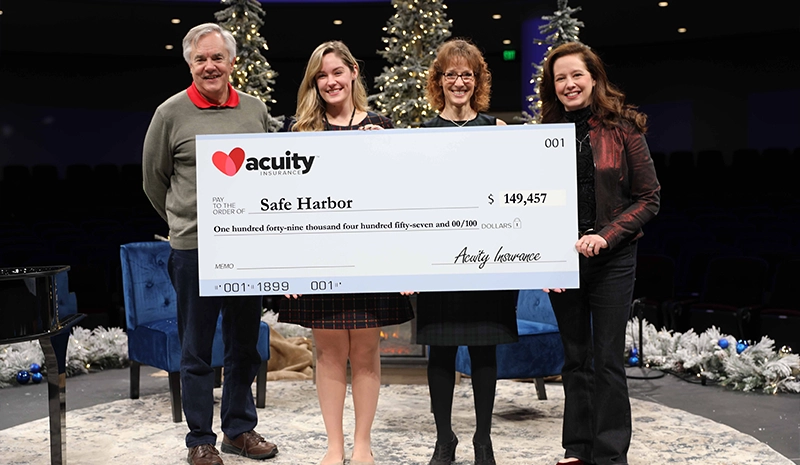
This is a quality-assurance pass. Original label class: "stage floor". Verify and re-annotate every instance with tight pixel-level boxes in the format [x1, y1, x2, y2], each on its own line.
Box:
[0, 364, 797, 464]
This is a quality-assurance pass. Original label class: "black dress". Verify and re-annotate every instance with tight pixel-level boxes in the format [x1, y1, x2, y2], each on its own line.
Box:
[278, 111, 414, 329]
[415, 114, 519, 346]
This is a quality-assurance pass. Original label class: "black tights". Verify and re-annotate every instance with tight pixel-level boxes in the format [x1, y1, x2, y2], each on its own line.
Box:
[427, 345, 497, 446]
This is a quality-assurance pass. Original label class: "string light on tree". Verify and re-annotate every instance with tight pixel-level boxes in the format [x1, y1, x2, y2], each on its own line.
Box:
[520, 0, 584, 124]
[215, 0, 284, 132]
[370, 0, 452, 128]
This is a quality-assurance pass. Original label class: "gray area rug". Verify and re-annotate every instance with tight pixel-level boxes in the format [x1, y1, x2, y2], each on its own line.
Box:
[0, 379, 791, 465]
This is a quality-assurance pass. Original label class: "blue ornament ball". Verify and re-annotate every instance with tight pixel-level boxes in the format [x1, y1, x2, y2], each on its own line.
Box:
[718, 339, 729, 349]
[630, 347, 639, 357]
[628, 356, 640, 366]
[16, 370, 31, 384]
[31, 372, 43, 384]
[29, 363, 41, 374]
[736, 342, 747, 354]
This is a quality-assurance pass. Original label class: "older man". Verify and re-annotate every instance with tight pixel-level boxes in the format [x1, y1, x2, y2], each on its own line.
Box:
[143, 23, 278, 465]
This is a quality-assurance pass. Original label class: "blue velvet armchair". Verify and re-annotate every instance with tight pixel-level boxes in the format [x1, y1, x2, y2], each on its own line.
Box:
[120, 241, 270, 422]
[55, 269, 77, 320]
[455, 290, 564, 399]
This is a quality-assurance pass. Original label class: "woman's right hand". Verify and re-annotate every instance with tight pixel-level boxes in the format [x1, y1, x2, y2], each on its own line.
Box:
[542, 288, 565, 293]
[284, 294, 302, 299]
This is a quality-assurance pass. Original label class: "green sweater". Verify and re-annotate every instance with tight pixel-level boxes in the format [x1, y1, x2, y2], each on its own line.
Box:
[142, 89, 269, 249]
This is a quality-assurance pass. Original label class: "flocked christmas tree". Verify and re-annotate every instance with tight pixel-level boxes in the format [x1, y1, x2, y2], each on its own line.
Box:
[520, 0, 584, 123]
[215, 0, 283, 132]
[370, 0, 452, 128]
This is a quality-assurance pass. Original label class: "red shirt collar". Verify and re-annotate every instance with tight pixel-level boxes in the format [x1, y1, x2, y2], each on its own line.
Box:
[187, 82, 240, 108]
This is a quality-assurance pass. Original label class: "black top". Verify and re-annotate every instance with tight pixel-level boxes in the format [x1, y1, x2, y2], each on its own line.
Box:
[326, 111, 393, 130]
[415, 112, 518, 347]
[566, 107, 597, 232]
[285, 111, 393, 132]
[421, 113, 497, 128]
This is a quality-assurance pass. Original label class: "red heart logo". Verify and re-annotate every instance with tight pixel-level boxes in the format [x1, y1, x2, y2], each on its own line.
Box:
[212, 147, 245, 176]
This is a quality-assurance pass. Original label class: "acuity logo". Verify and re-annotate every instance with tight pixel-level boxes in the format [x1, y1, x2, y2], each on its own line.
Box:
[212, 147, 245, 177]
[212, 148, 316, 177]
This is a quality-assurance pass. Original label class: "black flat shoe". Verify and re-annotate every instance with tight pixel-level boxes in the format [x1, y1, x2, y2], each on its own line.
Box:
[428, 432, 458, 465]
[473, 439, 496, 465]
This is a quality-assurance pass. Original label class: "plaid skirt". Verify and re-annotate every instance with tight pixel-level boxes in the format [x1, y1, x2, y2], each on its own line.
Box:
[278, 293, 414, 329]
[416, 290, 519, 346]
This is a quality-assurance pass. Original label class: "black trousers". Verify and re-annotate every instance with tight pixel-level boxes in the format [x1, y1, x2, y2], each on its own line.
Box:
[549, 242, 637, 465]
[169, 249, 262, 448]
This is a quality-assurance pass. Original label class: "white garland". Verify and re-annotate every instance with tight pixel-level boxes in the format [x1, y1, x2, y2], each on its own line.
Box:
[0, 312, 307, 388]
[0, 326, 128, 388]
[626, 318, 800, 394]
[5, 318, 795, 394]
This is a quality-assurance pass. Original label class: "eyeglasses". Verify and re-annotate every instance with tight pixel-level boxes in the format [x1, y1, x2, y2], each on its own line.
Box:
[442, 72, 474, 83]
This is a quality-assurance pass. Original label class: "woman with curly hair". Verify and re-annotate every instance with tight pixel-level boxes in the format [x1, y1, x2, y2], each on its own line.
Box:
[416, 38, 519, 465]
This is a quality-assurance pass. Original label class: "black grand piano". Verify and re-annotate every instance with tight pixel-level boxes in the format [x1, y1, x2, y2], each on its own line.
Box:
[0, 265, 85, 465]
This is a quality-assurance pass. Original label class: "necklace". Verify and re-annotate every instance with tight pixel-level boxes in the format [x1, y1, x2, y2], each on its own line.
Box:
[576, 132, 590, 152]
[441, 114, 474, 128]
[324, 106, 356, 129]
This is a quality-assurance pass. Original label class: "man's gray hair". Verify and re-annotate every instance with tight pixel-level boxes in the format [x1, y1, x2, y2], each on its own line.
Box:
[182, 23, 236, 64]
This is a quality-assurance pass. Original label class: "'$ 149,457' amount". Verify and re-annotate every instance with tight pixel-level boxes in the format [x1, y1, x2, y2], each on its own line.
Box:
[488, 192, 548, 206]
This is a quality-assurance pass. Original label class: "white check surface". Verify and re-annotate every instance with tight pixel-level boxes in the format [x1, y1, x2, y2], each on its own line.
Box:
[196, 124, 579, 295]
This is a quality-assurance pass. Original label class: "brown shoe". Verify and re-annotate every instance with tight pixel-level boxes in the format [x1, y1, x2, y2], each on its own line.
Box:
[221, 430, 278, 460]
[187, 444, 224, 465]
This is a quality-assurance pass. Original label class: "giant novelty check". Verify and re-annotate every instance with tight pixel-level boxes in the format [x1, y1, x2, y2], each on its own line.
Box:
[196, 123, 579, 296]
